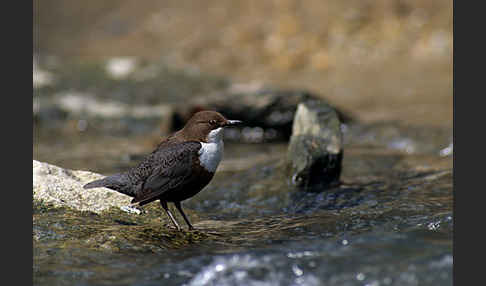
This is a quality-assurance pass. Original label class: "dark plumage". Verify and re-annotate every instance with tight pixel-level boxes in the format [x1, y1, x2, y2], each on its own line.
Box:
[83, 111, 242, 230]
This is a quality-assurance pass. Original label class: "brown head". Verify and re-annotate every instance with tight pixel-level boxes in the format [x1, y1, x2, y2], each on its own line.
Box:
[177, 111, 242, 142]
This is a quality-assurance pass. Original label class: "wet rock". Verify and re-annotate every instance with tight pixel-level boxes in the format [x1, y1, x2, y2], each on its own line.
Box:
[33, 199, 211, 255]
[287, 100, 343, 191]
[173, 88, 352, 142]
[33, 160, 131, 213]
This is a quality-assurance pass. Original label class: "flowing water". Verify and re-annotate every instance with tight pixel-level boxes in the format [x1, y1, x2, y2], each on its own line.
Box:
[33, 116, 452, 285]
[33, 45, 452, 285]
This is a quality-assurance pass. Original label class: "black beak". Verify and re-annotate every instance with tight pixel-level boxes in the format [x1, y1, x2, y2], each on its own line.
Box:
[223, 120, 243, 127]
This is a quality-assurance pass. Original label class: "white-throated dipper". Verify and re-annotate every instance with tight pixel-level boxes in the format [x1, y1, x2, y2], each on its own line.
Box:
[83, 111, 242, 231]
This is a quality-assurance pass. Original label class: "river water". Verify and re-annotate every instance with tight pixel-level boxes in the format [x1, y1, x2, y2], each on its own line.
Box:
[34, 115, 452, 286]
[33, 43, 452, 285]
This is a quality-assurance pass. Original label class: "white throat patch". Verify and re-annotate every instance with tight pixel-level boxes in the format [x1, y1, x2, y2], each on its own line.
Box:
[198, 128, 224, 172]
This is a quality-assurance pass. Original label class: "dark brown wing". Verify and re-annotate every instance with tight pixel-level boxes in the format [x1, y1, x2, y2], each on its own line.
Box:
[131, 141, 201, 205]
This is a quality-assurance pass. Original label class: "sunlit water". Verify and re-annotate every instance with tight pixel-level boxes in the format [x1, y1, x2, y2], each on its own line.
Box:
[33, 58, 452, 285]
[33, 123, 452, 286]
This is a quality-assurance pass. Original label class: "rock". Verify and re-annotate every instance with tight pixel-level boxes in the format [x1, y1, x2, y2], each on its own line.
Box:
[287, 100, 343, 191]
[173, 88, 353, 142]
[33, 160, 131, 214]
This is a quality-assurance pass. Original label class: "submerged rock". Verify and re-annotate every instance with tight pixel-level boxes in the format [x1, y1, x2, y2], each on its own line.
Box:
[33, 160, 212, 253]
[33, 160, 131, 213]
[287, 100, 343, 191]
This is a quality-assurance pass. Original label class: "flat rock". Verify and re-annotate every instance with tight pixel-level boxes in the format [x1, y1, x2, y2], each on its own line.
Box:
[33, 160, 131, 214]
[287, 100, 343, 191]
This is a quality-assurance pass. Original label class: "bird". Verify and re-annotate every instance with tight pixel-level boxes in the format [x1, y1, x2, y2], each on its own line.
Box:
[83, 111, 242, 231]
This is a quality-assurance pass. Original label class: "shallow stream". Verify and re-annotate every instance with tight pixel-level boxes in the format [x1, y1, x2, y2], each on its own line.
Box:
[34, 121, 452, 286]
[33, 59, 452, 285]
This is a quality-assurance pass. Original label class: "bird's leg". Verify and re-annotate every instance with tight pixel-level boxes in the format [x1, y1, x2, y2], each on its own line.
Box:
[160, 200, 181, 231]
[174, 201, 194, 230]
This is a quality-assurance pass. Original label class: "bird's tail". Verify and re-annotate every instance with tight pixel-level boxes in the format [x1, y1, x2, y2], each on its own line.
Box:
[83, 173, 126, 190]
[83, 178, 109, 189]
[83, 173, 137, 198]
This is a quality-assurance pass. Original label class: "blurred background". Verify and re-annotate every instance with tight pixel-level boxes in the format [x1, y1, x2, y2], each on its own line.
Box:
[33, 2, 453, 285]
[34, 0, 452, 127]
